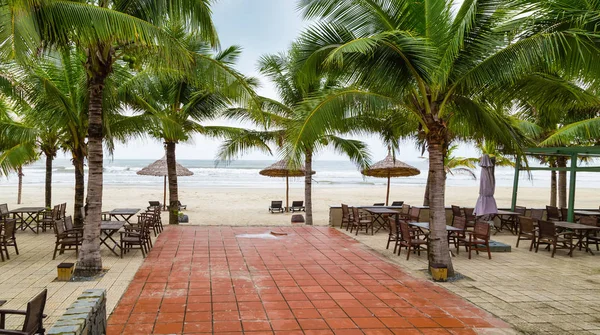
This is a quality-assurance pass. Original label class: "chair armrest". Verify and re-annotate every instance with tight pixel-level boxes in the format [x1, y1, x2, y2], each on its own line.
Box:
[0, 330, 29, 335]
[0, 309, 27, 316]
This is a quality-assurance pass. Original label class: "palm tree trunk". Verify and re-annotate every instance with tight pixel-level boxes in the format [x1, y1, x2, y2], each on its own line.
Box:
[305, 150, 313, 225]
[423, 172, 431, 206]
[45, 154, 53, 208]
[17, 166, 23, 204]
[426, 129, 455, 277]
[549, 160, 557, 207]
[557, 156, 567, 208]
[74, 152, 85, 227]
[166, 141, 179, 225]
[76, 50, 111, 276]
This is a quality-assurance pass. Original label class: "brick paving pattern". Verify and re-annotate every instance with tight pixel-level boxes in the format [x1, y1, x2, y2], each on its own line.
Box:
[108, 226, 511, 334]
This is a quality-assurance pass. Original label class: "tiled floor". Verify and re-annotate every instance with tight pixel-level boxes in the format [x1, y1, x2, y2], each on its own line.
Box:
[0, 227, 148, 329]
[341, 226, 600, 334]
[108, 226, 512, 334]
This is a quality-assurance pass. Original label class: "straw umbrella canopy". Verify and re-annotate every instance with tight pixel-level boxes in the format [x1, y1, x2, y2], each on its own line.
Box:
[361, 153, 420, 205]
[260, 160, 315, 212]
[137, 156, 194, 210]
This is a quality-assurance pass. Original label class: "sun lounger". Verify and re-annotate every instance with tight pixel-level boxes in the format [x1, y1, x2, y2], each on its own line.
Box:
[269, 201, 284, 213]
[147, 201, 162, 210]
[167, 201, 187, 211]
[290, 201, 305, 212]
[391, 201, 404, 206]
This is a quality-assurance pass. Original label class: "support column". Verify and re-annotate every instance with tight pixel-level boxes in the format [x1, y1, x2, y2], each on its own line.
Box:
[511, 155, 520, 211]
[567, 154, 577, 222]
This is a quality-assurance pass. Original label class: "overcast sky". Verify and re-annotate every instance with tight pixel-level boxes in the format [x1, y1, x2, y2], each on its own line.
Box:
[107, 0, 478, 162]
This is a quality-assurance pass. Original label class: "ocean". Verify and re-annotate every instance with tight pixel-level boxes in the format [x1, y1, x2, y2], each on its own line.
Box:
[1, 159, 599, 189]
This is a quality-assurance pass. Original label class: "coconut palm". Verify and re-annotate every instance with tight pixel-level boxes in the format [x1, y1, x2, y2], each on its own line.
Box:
[120, 24, 260, 225]
[289, 0, 598, 275]
[219, 50, 371, 225]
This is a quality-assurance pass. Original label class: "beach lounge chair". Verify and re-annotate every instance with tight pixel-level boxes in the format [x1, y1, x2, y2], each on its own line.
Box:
[0, 289, 47, 335]
[290, 201, 305, 212]
[167, 201, 187, 211]
[373, 203, 384, 206]
[269, 201, 284, 213]
[147, 201, 162, 210]
[390, 201, 404, 206]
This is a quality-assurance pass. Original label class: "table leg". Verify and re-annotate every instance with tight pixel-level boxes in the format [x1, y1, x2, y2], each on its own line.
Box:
[100, 230, 121, 257]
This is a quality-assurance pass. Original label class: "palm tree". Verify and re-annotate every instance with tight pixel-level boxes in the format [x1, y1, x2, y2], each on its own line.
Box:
[19, 49, 140, 226]
[121, 24, 259, 225]
[290, 0, 593, 276]
[219, 50, 371, 225]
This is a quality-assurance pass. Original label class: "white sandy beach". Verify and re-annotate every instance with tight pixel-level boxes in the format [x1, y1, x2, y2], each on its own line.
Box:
[1, 184, 598, 226]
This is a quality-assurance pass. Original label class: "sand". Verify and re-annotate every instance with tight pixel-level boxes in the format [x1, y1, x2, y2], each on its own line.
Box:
[1, 183, 598, 226]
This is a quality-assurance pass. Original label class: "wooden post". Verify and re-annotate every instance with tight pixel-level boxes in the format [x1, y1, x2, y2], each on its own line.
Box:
[286, 174, 289, 212]
[511, 155, 520, 211]
[163, 175, 167, 211]
[386, 172, 390, 206]
[567, 154, 577, 222]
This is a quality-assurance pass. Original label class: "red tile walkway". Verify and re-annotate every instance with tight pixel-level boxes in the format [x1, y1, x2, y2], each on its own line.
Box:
[108, 226, 511, 334]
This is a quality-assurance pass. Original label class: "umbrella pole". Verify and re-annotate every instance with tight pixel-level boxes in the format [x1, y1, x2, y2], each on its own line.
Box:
[286, 174, 289, 212]
[163, 175, 167, 211]
[386, 173, 390, 206]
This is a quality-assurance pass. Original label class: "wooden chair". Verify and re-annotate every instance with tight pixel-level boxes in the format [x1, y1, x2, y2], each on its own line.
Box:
[0, 289, 47, 335]
[1, 219, 18, 262]
[269, 201, 284, 213]
[397, 220, 427, 260]
[398, 204, 411, 220]
[120, 219, 148, 258]
[460, 221, 492, 259]
[579, 216, 599, 251]
[535, 220, 574, 257]
[516, 216, 536, 251]
[560, 207, 569, 221]
[147, 206, 163, 234]
[340, 204, 352, 230]
[451, 205, 462, 225]
[390, 201, 404, 206]
[407, 207, 421, 222]
[463, 208, 476, 227]
[449, 216, 467, 251]
[386, 217, 401, 254]
[52, 217, 81, 260]
[59, 203, 67, 221]
[546, 206, 561, 221]
[514, 206, 527, 216]
[350, 207, 373, 235]
[39, 205, 60, 233]
[530, 208, 544, 222]
[0, 204, 9, 220]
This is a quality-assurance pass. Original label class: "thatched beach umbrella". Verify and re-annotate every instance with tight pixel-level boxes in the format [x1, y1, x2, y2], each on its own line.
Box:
[260, 160, 315, 212]
[137, 156, 193, 210]
[362, 154, 420, 205]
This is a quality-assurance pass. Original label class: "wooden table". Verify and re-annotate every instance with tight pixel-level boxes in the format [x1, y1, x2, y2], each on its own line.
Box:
[9, 207, 46, 233]
[101, 221, 125, 256]
[574, 210, 600, 217]
[363, 208, 400, 233]
[494, 210, 521, 235]
[105, 208, 140, 223]
[409, 222, 463, 232]
[554, 221, 600, 255]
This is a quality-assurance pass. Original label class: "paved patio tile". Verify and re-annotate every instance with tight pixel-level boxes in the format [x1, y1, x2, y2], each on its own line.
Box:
[108, 226, 510, 334]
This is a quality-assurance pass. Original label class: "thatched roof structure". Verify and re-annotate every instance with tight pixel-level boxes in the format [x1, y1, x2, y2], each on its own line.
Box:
[259, 160, 314, 178]
[137, 156, 193, 177]
[361, 154, 420, 178]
